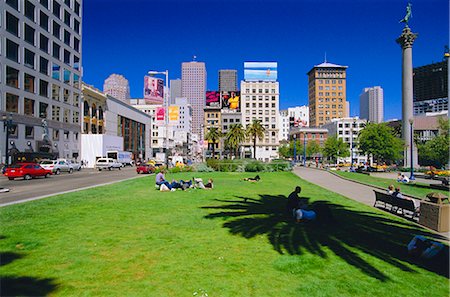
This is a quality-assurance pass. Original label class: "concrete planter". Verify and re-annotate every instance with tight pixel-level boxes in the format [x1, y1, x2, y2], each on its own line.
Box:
[419, 201, 450, 232]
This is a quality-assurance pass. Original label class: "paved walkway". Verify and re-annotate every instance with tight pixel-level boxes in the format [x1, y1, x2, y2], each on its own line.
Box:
[292, 166, 449, 239]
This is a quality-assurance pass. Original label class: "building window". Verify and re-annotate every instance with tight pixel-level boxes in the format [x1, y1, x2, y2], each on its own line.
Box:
[6, 0, 19, 10]
[74, 37, 80, 52]
[24, 49, 35, 68]
[40, 34, 49, 52]
[24, 73, 35, 93]
[40, 11, 49, 30]
[64, 69, 70, 84]
[74, 1, 80, 15]
[64, 30, 71, 46]
[24, 0, 35, 21]
[52, 21, 60, 39]
[24, 24, 35, 45]
[52, 42, 60, 59]
[52, 106, 61, 121]
[24, 98, 35, 116]
[73, 93, 80, 107]
[53, 129, 59, 141]
[39, 57, 49, 75]
[39, 102, 48, 118]
[64, 110, 70, 123]
[73, 111, 79, 124]
[6, 93, 19, 113]
[39, 79, 49, 97]
[53, 1, 61, 18]
[64, 50, 70, 64]
[52, 84, 60, 101]
[6, 66, 19, 88]
[6, 12, 19, 36]
[63, 89, 70, 103]
[52, 64, 60, 80]
[64, 10, 71, 26]
[25, 126, 34, 138]
[6, 39, 19, 62]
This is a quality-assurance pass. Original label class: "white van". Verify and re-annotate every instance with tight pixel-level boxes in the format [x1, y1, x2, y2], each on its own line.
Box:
[95, 158, 122, 171]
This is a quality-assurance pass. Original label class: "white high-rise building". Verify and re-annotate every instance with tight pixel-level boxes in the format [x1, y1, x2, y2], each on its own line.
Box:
[103, 74, 131, 103]
[1, 0, 83, 162]
[182, 61, 206, 136]
[288, 105, 309, 127]
[278, 110, 290, 141]
[173, 98, 192, 146]
[359, 86, 383, 123]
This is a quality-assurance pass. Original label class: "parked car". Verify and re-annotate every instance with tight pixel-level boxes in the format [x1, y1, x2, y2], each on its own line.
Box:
[40, 159, 74, 174]
[68, 160, 81, 171]
[136, 164, 155, 174]
[95, 158, 122, 171]
[4, 163, 52, 180]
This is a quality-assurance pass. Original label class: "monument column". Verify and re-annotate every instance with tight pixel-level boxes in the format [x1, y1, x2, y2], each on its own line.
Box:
[396, 26, 418, 168]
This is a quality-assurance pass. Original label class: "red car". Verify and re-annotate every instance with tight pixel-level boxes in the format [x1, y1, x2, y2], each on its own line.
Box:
[4, 163, 53, 180]
[136, 164, 155, 174]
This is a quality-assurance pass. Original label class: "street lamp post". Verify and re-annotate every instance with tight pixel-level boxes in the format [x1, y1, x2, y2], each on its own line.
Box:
[2, 113, 13, 167]
[409, 118, 415, 180]
[293, 134, 297, 163]
[303, 133, 307, 166]
[148, 70, 169, 167]
[350, 118, 356, 171]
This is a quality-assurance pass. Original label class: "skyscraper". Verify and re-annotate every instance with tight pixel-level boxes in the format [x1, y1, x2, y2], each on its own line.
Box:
[170, 79, 182, 105]
[219, 69, 237, 92]
[103, 74, 130, 103]
[1, 0, 83, 162]
[307, 62, 348, 127]
[182, 61, 206, 135]
[359, 86, 384, 123]
[413, 61, 448, 115]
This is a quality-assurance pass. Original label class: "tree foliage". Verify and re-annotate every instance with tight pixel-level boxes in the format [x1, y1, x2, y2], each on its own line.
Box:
[306, 141, 321, 157]
[278, 140, 303, 160]
[205, 127, 222, 158]
[224, 124, 246, 159]
[418, 117, 449, 168]
[246, 120, 266, 159]
[322, 136, 349, 163]
[357, 123, 403, 164]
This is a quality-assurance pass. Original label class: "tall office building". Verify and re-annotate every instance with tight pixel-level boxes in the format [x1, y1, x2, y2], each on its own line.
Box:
[170, 79, 182, 105]
[181, 61, 206, 135]
[219, 69, 237, 92]
[307, 62, 348, 127]
[240, 62, 280, 161]
[103, 74, 130, 103]
[1, 0, 83, 162]
[413, 61, 448, 115]
[359, 86, 384, 123]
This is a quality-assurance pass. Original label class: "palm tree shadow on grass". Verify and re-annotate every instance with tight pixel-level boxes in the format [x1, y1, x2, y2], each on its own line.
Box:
[202, 195, 449, 281]
[0, 236, 58, 296]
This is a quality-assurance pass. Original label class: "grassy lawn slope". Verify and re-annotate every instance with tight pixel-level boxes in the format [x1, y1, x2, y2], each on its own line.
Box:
[0, 172, 448, 296]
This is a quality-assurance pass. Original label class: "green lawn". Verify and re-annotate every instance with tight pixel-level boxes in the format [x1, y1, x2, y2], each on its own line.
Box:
[333, 170, 449, 199]
[0, 172, 448, 297]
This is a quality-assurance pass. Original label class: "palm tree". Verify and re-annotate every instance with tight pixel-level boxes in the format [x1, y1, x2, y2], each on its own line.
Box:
[246, 120, 266, 159]
[225, 124, 246, 159]
[204, 127, 222, 159]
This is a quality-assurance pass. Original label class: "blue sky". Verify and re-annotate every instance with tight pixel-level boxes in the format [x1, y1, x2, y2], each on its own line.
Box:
[82, 0, 449, 121]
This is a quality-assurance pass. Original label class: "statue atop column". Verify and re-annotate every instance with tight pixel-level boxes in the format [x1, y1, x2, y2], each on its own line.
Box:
[399, 2, 413, 27]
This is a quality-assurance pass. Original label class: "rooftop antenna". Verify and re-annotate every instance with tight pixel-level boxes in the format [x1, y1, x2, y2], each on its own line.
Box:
[324, 52, 327, 63]
[193, 55, 197, 62]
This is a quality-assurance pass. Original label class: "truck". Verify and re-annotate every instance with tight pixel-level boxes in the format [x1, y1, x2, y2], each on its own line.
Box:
[106, 151, 134, 166]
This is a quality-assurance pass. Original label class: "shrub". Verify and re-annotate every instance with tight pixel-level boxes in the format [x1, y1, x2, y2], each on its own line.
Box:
[192, 163, 215, 172]
[245, 160, 265, 172]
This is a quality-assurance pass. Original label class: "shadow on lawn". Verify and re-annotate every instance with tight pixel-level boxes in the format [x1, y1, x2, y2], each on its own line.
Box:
[202, 195, 449, 281]
[0, 237, 58, 296]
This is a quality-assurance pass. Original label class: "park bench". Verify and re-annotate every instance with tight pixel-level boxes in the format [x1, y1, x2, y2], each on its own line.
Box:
[373, 190, 419, 220]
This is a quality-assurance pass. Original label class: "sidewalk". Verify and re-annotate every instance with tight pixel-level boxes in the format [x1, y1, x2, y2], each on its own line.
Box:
[292, 166, 449, 239]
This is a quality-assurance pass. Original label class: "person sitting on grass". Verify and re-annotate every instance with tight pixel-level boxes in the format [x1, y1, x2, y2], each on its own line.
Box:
[155, 170, 173, 190]
[243, 175, 260, 182]
[204, 178, 214, 189]
[397, 173, 403, 182]
[401, 174, 410, 183]
[286, 186, 316, 222]
[408, 235, 444, 259]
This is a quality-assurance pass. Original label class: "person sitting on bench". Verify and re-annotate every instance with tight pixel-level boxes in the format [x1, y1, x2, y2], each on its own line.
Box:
[243, 175, 260, 182]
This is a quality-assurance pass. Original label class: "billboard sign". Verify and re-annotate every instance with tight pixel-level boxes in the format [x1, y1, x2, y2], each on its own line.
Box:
[144, 76, 164, 104]
[244, 62, 277, 81]
[221, 91, 240, 111]
[156, 107, 165, 124]
[206, 91, 221, 107]
[168, 106, 179, 124]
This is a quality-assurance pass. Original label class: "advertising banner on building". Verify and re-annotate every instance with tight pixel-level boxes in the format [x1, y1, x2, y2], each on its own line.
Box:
[168, 106, 179, 124]
[289, 117, 308, 128]
[221, 91, 240, 111]
[144, 76, 164, 104]
[156, 107, 165, 124]
[206, 91, 221, 107]
[244, 62, 278, 81]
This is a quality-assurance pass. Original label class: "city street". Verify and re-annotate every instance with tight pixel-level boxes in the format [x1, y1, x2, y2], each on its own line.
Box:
[0, 166, 143, 207]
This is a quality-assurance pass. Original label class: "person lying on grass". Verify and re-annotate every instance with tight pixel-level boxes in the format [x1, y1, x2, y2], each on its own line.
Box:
[243, 175, 260, 182]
